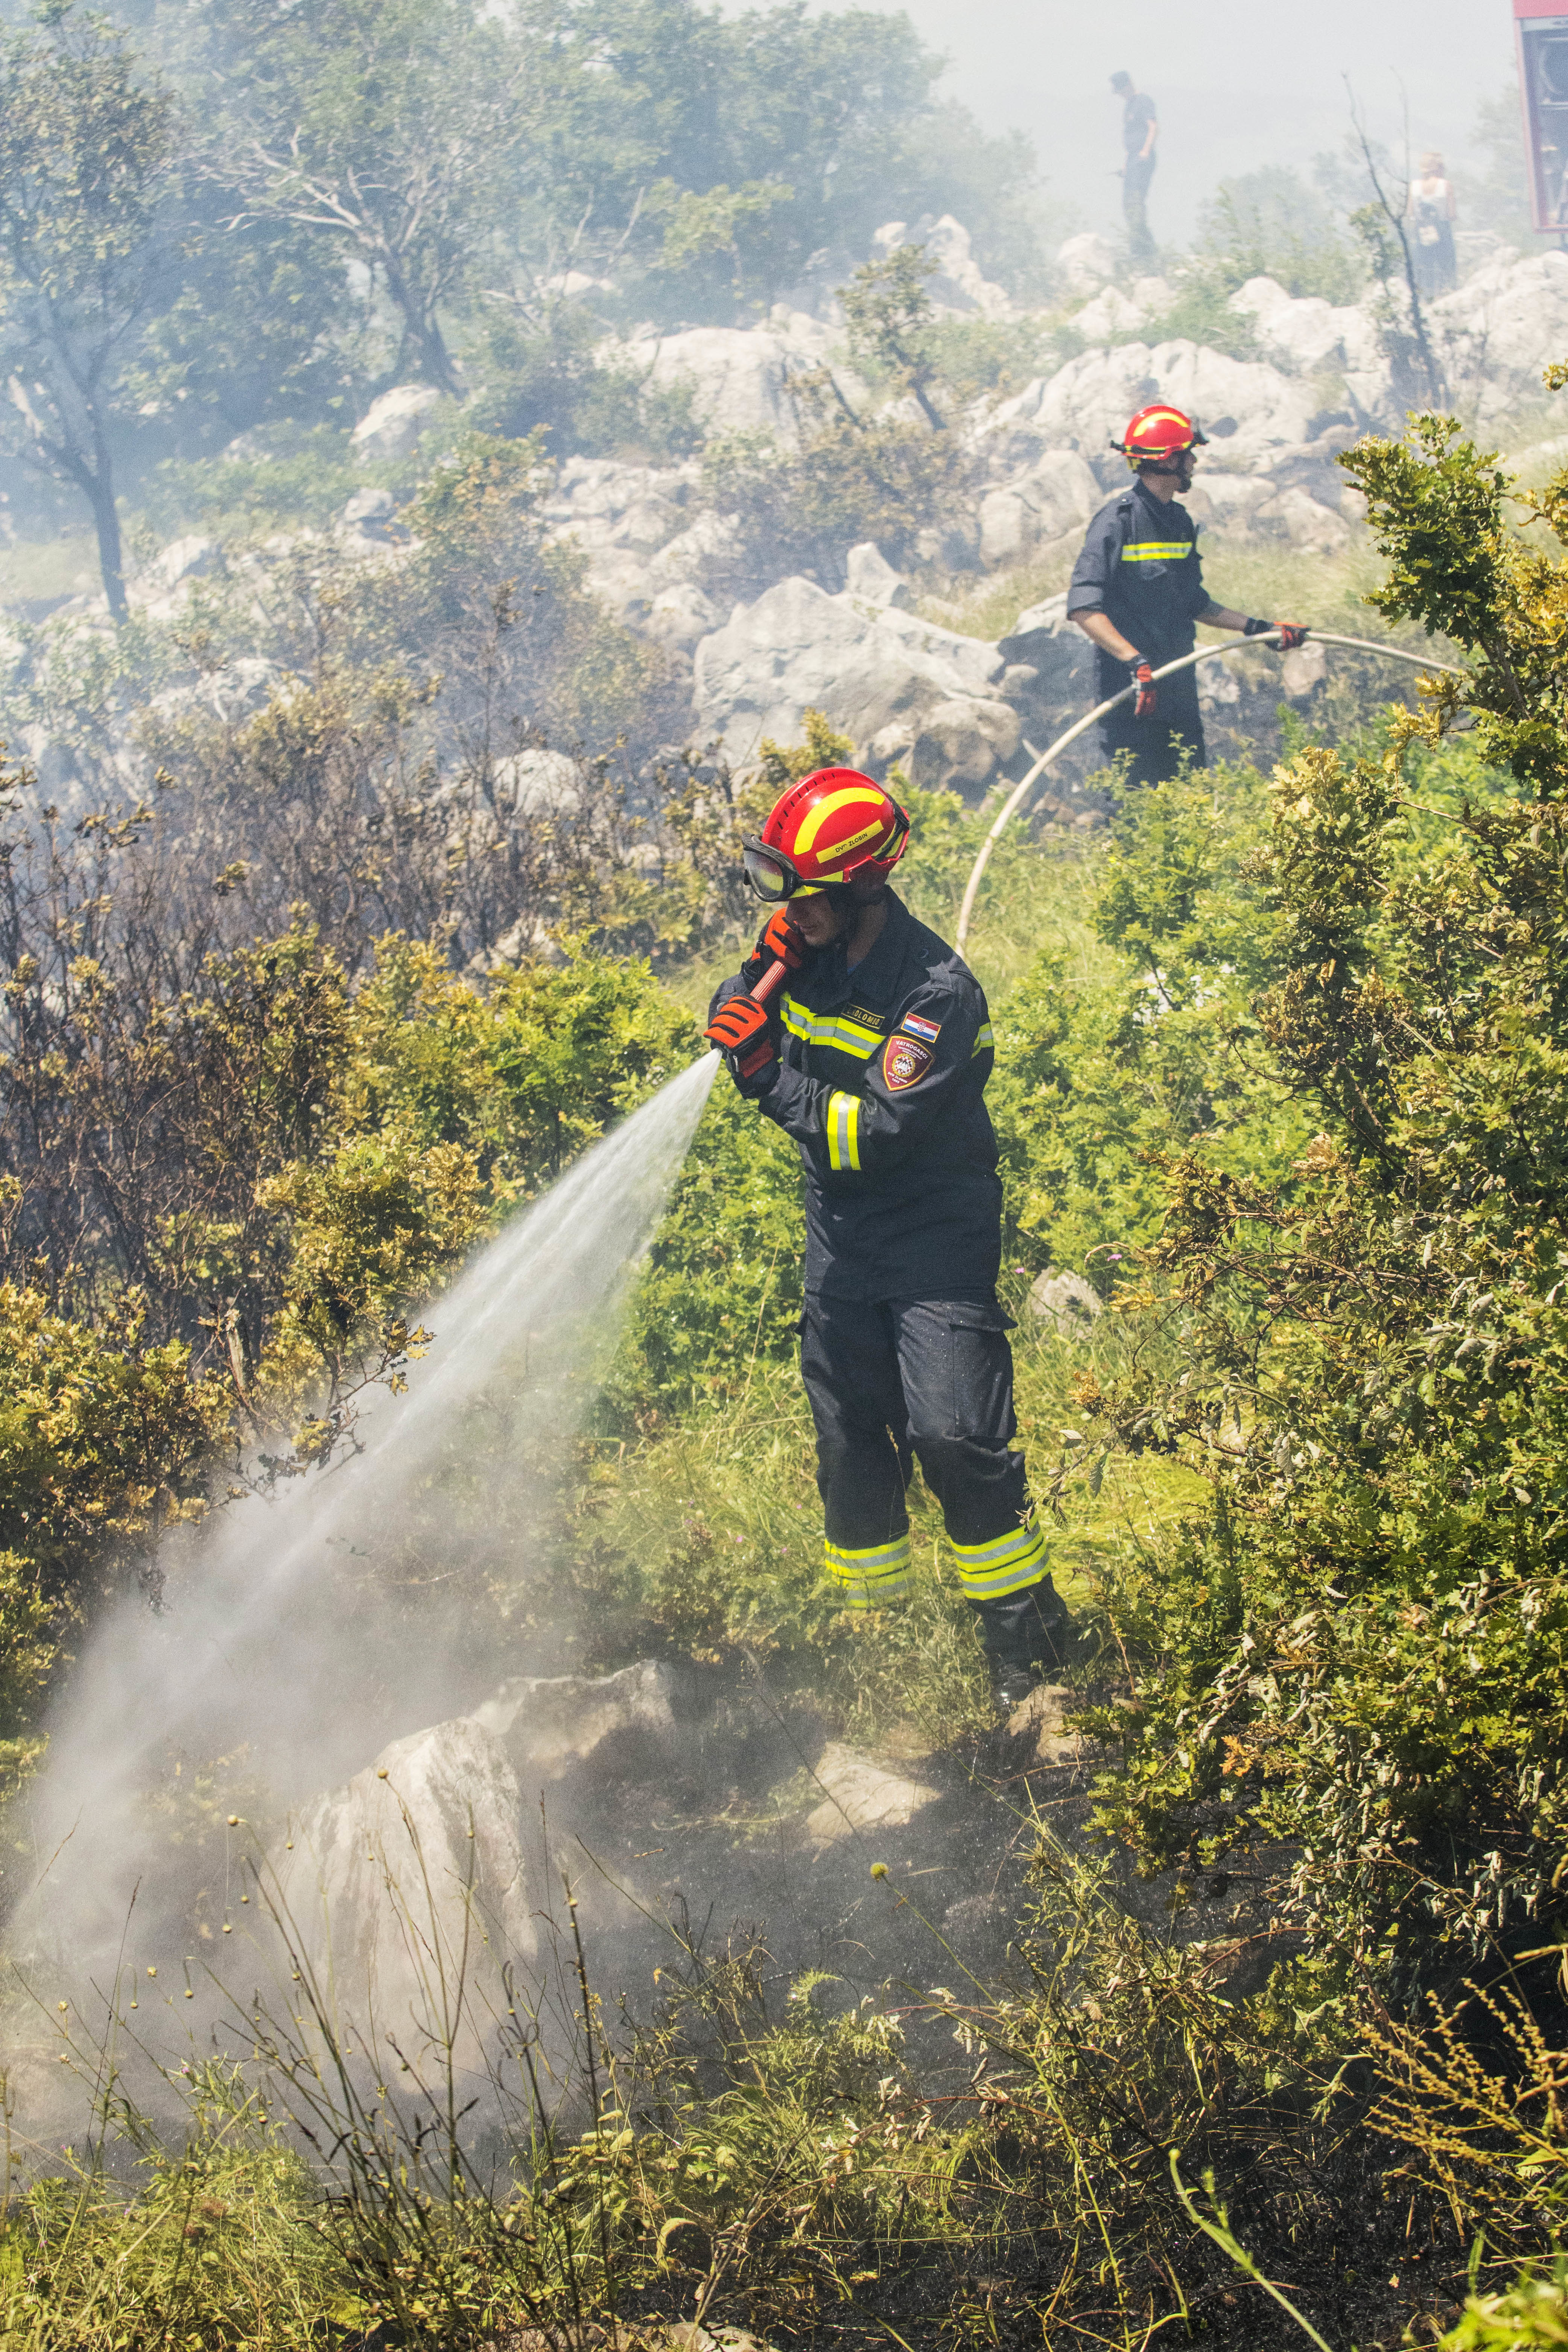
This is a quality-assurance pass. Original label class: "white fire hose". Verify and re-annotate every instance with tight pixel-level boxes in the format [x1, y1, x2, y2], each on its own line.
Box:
[953, 629, 1471, 956]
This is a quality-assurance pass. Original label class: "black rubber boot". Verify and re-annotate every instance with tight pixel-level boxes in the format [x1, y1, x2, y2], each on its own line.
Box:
[972, 1579, 1069, 1720]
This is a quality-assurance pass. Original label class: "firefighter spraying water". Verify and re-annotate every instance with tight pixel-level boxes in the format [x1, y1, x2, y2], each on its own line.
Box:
[704, 771, 1066, 1718]
[1067, 402, 1308, 787]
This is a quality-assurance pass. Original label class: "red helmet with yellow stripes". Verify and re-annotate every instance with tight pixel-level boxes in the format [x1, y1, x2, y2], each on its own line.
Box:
[742, 768, 910, 903]
[1112, 403, 1209, 472]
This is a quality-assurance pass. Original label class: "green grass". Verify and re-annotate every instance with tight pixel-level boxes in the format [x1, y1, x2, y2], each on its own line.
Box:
[0, 534, 100, 610]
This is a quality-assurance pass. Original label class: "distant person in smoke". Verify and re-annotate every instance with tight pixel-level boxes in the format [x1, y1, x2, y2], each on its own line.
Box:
[1110, 69, 1158, 269]
[1407, 151, 1458, 296]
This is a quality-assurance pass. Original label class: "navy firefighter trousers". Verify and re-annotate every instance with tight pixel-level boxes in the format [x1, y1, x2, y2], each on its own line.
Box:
[801, 1290, 1066, 1673]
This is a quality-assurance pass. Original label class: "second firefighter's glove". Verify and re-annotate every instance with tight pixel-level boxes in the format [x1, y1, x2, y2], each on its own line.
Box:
[1130, 659, 1157, 720]
[740, 908, 808, 991]
[1244, 618, 1309, 651]
[703, 992, 779, 1096]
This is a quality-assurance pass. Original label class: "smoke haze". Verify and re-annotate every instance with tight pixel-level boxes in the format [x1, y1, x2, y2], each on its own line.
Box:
[806, 0, 1521, 243]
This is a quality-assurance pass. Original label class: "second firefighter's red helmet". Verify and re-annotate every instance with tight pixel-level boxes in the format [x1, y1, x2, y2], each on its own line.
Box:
[742, 768, 909, 902]
[1112, 402, 1209, 470]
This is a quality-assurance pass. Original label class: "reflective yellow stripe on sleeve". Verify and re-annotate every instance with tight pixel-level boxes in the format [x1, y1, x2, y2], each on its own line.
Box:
[1120, 541, 1196, 561]
[826, 1090, 861, 1171]
[972, 1021, 995, 1056]
[780, 995, 882, 1059]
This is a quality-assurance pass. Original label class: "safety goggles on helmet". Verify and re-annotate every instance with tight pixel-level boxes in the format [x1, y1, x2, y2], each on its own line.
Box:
[742, 837, 853, 902]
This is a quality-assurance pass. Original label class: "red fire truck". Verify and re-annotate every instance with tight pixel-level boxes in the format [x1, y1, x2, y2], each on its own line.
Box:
[1517, 0, 1568, 233]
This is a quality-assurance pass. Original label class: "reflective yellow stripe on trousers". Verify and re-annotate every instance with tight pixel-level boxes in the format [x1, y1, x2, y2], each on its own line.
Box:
[826, 1090, 861, 1171]
[948, 1518, 1048, 1600]
[824, 1534, 912, 1608]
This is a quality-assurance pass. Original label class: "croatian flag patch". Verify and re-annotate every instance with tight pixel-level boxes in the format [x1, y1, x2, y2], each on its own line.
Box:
[902, 1013, 941, 1042]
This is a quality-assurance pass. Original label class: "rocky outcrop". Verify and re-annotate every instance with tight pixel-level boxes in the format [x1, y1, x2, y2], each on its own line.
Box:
[871, 213, 1013, 319]
[977, 449, 1098, 569]
[1027, 1267, 1103, 1337]
[473, 1660, 678, 1783]
[692, 575, 1014, 788]
[272, 1715, 533, 2064]
[352, 383, 443, 464]
[599, 310, 840, 441]
[801, 1742, 941, 1849]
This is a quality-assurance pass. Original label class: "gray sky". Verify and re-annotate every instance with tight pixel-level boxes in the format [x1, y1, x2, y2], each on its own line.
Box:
[841, 0, 1524, 247]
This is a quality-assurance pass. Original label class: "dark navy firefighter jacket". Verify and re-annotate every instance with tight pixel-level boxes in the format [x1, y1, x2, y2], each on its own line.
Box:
[713, 891, 1001, 1302]
[1066, 474, 1210, 701]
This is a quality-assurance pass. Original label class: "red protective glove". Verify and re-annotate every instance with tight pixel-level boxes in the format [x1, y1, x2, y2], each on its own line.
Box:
[703, 992, 779, 1091]
[742, 907, 807, 989]
[1275, 622, 1308, 651]
[757, 908, 807, 969]
[1131, 660, 1157, 720]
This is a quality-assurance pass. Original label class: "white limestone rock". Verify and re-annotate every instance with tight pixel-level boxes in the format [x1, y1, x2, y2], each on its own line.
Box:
[154, 534, 225, 590]
[473, 1660, 677, 1781]
[143, 656, 288, 733]
[493, 747, 582, 817]
[1071, 285, 1149, 343]
[601, 314, 837, 441]
[844, 541, 912, 608]
[977, 449, 1098, 569]
[802, 1742, 940, 1849]
[1253, 483, 1353, 554]
[645, 582, 721, 651]
[1428, 250, 1568, 423]
[351, 383, 442, 464]
[1027, 1267, 1103, 1337]
[272, 1715, 533, 2063]
[986, 341, 1316, 478]
[692, 575, 1007, 778]
[1227, 275, 1388, 417]
[995, 593, 1099, 704]
[1056, 232, 1120, 300]
[907, 696, 1019, 793]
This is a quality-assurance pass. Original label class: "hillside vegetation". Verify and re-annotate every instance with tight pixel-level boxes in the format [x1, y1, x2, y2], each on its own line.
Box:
[0, 412, 1563, 2348]
[5, 2, 1568, 2341]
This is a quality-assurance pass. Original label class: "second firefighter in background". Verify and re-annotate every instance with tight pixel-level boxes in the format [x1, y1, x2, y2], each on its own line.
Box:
[704, 768, 1065, 1715]
[1068, 402, 1306, 787]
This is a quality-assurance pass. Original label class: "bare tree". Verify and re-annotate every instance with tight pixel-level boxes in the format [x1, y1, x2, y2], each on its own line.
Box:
[1346, 82, 1448, 411]
[216, 0, 525, 397]
[0, 5, 176, 621]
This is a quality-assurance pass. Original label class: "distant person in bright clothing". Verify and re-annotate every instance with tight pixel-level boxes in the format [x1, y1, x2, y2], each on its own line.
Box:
[1111, 69, 1158, 269]
[1407, 151, 1457, 296]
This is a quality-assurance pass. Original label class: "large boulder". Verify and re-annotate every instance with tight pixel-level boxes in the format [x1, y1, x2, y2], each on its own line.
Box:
[142, 656, 289, 735]
[977, 449, 1098, 569]
[272, 1716, 532, 2065]
[351, 383, 442, 464]
[995, 592, 1099, 707]
[844, 541, 912, 608]
[1429, 250, 1568, 423]
[1057, 232, 1119, 300]
[692, 575, 1010, 788]
[601, 314, 837, 441]
[801, 1742, 941, 1850]
[985, 341, 1317, 478]
[1226, 276, 1389, 421]
[907, 697, 1019, 791]
[872, 214, 1013, 320]
[473, 1660, 678, 1783]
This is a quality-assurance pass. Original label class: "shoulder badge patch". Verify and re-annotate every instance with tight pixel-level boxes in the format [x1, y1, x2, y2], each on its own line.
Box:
[901, 1012, 941, 1042]
[883, 1035, 932, 1091]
